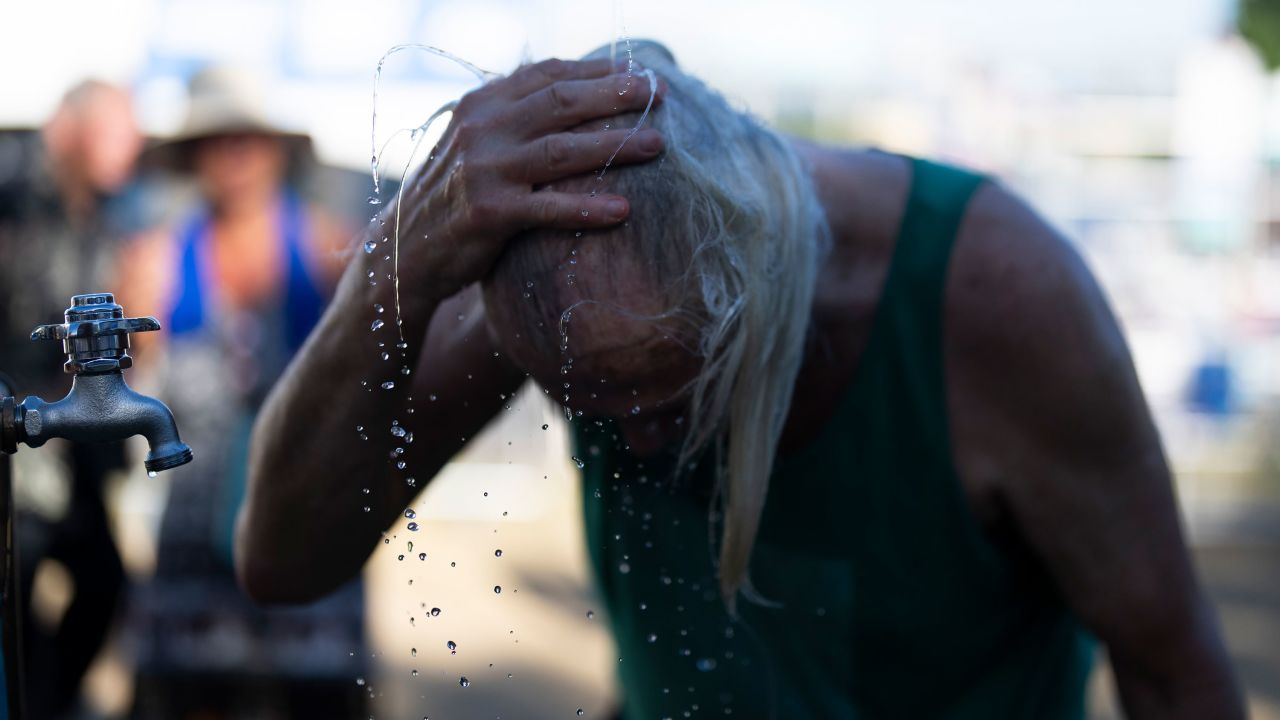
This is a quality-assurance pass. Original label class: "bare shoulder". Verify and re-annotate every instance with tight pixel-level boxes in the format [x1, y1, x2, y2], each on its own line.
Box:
[945, 179, 1150, 461]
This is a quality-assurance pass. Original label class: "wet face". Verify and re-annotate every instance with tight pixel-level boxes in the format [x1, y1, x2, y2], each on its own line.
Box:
[483, 234, 701, 455]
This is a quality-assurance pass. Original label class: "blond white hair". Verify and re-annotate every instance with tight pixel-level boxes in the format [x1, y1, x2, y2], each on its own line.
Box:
[495, 41, 829, 607]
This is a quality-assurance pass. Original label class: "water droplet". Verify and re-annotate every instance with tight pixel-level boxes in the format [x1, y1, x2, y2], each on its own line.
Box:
[696, 658, 717, 672]
[381, 351, 390, 361]
[401, 366, 412, 375]
[493, 585, 502, 594]
[542, 424, 549, 430]
[407, 522, 419, 531]
[494, 549, 503, 557]
[647, 633, 657, 643]
[459, 676, 470, 688]
[368, 196, 381, 206]
[362, 506, 371, 513]
[586, 610, 595, 619]
[577, 710, 585, 717]
[356, 676, 366, 686]
[363, 239, 377, 253]
[447, 640, 457, 653]
[411, 647, 417, 657]
[410, 668, 419, 677]
[404, 507, 416, 519]
[371, 319, 385, 331]
[630, 406, 640, 415]
[580, 209, 589, 217]
[356, 425, 364, 432]
[392, 426, 407, 438]
[431, 607, 441, 616]
[418, 552, 427, 561]
[619, 562, 631, 574]
[406, 477, 417, 487]
[571, 456, 585, 469]
[147, 471, 157, 478]
[374, 303, 384, 313]
[382, 381, 395, 390]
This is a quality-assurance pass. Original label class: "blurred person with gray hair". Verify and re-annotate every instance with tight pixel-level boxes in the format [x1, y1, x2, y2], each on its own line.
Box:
[239, 42, 1243, 719]
[0, 78, 144, 719]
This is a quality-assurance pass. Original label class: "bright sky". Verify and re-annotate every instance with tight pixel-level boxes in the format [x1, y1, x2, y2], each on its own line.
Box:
[0, 0, 1239, 168]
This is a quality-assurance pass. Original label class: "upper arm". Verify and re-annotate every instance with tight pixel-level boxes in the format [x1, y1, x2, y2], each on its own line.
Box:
[946, 183, 1234, 691]
[384, 285, 526, 506]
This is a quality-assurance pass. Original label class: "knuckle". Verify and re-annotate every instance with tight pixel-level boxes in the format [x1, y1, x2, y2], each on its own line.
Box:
[542, 135, 572, 171]
[468, 195, 504, 226]
[529, 197, 560, 225]
[451, 119, 480, 146]
[536, 58, 569, 80]
[454, 90, 483, 118]
[547, 83, 576, 115]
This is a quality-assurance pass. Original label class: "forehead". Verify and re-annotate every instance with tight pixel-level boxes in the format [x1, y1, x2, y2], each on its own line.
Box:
[493, 228, 673, 344]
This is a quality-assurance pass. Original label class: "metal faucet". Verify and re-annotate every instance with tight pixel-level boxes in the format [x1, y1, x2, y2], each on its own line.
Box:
[1, 293, 193, 472]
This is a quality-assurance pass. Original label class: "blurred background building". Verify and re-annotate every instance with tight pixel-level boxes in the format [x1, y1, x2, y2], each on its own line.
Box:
[1, 0, 1278, 718]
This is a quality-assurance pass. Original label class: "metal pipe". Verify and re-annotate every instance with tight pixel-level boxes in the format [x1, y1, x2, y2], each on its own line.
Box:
[0, 373, 24, 720]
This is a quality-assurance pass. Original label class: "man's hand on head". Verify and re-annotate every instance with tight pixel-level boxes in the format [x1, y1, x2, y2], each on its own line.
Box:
[393, 57, 666, 301]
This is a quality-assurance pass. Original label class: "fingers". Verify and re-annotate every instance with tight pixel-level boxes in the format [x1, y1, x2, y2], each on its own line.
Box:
[501, 57, 620, 100]
[511, 71, 664, 135]
[518, 190, 632, 230]
[516, 128, 664, 184]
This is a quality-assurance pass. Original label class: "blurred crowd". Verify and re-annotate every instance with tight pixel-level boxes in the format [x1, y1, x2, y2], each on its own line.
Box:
[0, 67, 369, 720]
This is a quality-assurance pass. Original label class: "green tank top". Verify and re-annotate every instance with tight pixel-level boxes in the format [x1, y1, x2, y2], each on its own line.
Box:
[573, 157, 1094, 719]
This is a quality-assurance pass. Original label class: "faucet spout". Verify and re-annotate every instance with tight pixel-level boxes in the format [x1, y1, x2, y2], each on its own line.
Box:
[16, 372, 193, 473]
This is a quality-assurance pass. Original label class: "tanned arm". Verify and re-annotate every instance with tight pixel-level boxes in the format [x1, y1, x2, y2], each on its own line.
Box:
[236, 58, 666, 603]
[947, 183, 1245, 719]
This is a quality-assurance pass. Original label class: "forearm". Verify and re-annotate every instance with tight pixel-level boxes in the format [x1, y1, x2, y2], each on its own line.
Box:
[234, 57, 664, 603]
[237, 227, 442, 603]
[1112, 608, 1245, 720]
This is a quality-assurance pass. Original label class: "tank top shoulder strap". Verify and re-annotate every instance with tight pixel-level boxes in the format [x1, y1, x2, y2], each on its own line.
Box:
[168, 211, 209, 337]
[872, 157, 986, 442]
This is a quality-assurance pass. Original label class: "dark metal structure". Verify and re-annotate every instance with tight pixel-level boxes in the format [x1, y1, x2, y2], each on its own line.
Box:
[0, 293, 193, 719]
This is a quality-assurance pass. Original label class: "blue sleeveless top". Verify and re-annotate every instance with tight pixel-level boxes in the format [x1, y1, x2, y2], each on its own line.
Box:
[168, 190, 324, 351]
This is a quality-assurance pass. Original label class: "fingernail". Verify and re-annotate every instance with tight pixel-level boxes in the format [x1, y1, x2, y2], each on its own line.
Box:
[605, 198, 627, 218]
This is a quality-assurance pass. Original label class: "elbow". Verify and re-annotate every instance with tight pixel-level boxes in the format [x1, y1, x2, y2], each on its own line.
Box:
[233, 508, 314, 606]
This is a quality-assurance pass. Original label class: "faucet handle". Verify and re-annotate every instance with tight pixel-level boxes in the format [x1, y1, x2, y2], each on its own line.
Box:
[31, 293, 163, 374]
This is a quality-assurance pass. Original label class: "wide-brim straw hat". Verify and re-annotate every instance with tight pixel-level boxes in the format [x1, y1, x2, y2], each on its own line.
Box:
[144, 65, 313, 174]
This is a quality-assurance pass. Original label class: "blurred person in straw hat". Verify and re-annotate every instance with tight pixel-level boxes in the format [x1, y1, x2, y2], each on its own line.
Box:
[113, 64, 362, 720]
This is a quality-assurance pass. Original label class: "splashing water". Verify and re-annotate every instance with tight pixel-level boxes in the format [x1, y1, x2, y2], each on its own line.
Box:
[596, 67, 657, 183]
[369, 45, 498, 356]
[370, 44, 498, 195]
[366, 43, 658, 362]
